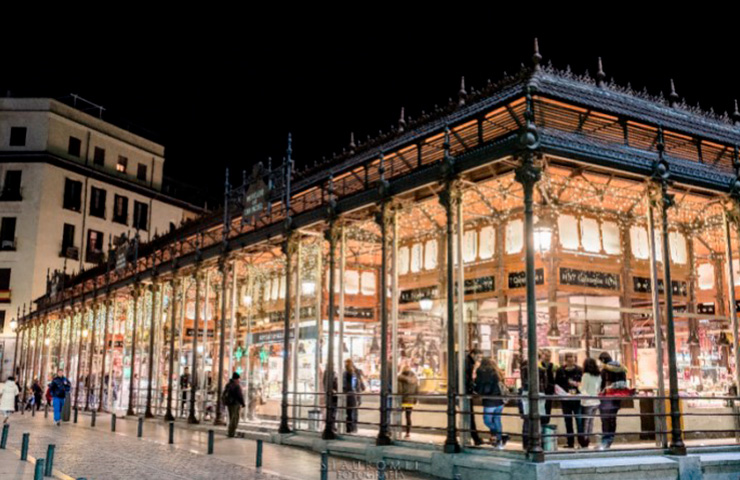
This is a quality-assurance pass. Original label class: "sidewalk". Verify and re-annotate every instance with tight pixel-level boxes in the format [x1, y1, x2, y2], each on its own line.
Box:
[0, 449, 37, 480]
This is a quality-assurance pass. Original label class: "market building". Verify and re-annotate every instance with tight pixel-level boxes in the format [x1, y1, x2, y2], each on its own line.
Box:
[14, 44, 740, 473]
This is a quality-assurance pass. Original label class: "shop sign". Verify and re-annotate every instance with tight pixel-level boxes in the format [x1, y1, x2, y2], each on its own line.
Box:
[507, 269, 544, 289]
[268, 306, 316, 323]
[400, 286, 439, 304]
[455, 276, 495, 296]
[332, 306, 374, 319]
[559, 268, 620, 290]
[185, 327, 215, 338]
[632, 277, 688, 296]
[698, 303, 716, 315]
[251, 324, 318, 344]
[243, 164, 268, 224]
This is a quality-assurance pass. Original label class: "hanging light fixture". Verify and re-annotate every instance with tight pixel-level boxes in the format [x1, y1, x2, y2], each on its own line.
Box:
[242, 294, 253, 307]
[533, 215, 554, 253]
[44, 338, 50, 346]
[419, 297, 433, 312]
[9, 319, 17, 331]
[82, 329, 89, 338]
[301, 280, 316, 296]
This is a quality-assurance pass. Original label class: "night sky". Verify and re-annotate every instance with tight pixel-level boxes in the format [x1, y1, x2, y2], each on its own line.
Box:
[2, 18, 736, 208]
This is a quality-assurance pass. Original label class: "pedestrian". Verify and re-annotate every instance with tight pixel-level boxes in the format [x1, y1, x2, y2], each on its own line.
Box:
[579, 357, 602, 448]
[538, 349, 557, 425]
[1, 376, 20, 424]
[474, 357, 509, 449]
[464, 348, 484, 446]
[179, 367, 190, 417]
[343, 359, 364, 433]
[555, 352, 584, 448]
[598, 352, 629, 449]
[31, 378, 42, 411]
[397, 365, 419, 439]
[14, 378, 21, 412]
[246, 382, 263, 421]
[49, 370, 72, 426]
[221, 372, 245, 437]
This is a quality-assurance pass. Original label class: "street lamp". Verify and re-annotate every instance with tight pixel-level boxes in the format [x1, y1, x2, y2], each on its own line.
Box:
[419, 298, 434, 312]
[82, 329, 89, 339]
[301, 280, 316, 296]
[44, 338, 50, 346]
[9, 319, 17, 331]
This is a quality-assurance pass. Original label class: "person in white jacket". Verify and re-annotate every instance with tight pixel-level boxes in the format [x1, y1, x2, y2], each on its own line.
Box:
[579, 358, 602, 448]
[1, 376, 20, 423]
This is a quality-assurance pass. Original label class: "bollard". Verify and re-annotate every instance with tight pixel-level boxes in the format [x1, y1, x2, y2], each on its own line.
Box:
[32, 404, 35, 417]
[73, 407, 78, 424]
[137, 417, 143, 438]
[34, 458, 44, 480]
[256, 439, 263, 468]
[320, 451, 328, 480]
[44, 403, 48, 419]
[0, 424, 8, 449]
[20, 432, 29, 461]
[111, 414, 116, 432]
[207, 429, 214, 454]
[91, 410, 96, 428]
[168, 422, 174, 444]
[45, 444, 55, 477]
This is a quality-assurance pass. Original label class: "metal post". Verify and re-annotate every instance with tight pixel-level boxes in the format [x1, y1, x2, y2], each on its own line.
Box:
[390, 211, 400, 439]
[320, 451, 329, 480]
[45, 444, 55, 476]
[207, 429, 214, 454]
[199, 272, 211, 422]
[514, 92, 544, 462]
[85, 304, 98, 411]
[256, 439, 263, 468]
[111, 413, 116, 432]
[455, 187, 468, 446]
[647, 203, 668, 448]
[127, 289, 140, 417]
[724, 210, 740, 407]
[98, 299, 111, 412]
[323, 222, 338, 440]
[74, 309, 87, 413]
[291, 241, 302, 430]
[278, 234, 295, 434]
[0, 424, 8, 449]
[653, 130, 686, 456]
[228, 259, 237, 385]
[145, 284, 158, 418]
[188, 273, 201, 424]
[137, 416, 143, 437]
[376, 199, 392, 446]
[20, 432, 29, 460]
[73, 406, 78, 423]
[439, 182, 460, 453]
[165, 278, 178, 422]
[215, 261, 228, 426]
[168, 421, 174, 444]
[337, 227, 347, 434]
[91, 410, 96, 427]
[44, 403, 48, 418]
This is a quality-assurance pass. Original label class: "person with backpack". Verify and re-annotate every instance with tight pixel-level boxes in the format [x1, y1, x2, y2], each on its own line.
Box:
[222, 372, 245, 437]
[49, 370, 71, 426]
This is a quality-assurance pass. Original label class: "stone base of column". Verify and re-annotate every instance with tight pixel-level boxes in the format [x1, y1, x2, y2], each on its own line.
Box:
[145, 408, 154, 419]
[442, 440, 460, 454]
[164, 410, 175, 422]
[187, 413, 200, 425]
[376, 432, 392, 446]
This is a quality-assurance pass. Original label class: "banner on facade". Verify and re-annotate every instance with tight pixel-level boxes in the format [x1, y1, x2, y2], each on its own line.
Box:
[507, 269, 545, 289]
[632, 277, 688, 296]
[559, 268, 620, 290]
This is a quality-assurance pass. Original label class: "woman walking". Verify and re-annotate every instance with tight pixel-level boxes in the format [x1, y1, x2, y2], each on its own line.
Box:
[579, 358, 602, 448]
[1, 376, 19, 424]
[474, 357, 508, 449]
[397, 365, 419, 439]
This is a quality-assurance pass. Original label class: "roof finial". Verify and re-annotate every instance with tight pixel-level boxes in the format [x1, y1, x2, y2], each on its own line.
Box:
[733, 99, 740, 126]
[532, 38, 542, 71]
[398, 107, 406, 133]
[349, 132, 356, 153]
[458, 76, 467, 106]
[596, 57, 606, 87]
[669, 79, 679, 107]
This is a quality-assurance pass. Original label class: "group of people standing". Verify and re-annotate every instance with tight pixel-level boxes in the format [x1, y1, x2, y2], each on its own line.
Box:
[466, 348, 629, 450]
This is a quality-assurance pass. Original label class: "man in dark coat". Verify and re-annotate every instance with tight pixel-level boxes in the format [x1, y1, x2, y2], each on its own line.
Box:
[49, 370, 71, 426]
[222, 372, 245, 437]
[464, 349, 483, 445]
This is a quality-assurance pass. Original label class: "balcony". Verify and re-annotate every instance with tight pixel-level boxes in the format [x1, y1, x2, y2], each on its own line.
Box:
[0, 187, 22, 202]
[0, 237, 16, 251]
[85, 250, 104, 265]
[60, 246, 79, 260]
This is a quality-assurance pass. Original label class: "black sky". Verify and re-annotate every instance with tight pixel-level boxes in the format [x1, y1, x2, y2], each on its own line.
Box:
[2, 16, 737, 207]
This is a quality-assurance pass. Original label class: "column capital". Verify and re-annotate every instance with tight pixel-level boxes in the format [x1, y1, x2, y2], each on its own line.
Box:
[514, 155, 542, 189]
[437, 180, 463, 212]
[281, 232, 300, 257]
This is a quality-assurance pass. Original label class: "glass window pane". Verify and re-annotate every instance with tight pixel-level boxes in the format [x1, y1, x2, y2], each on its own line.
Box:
[463, 230, 477, 263]
[697, 263, 714, 290]
[602, 221, 621, 255]
[479, 225, 495, 260]
[399, 246, 410, 275]
[361, 271, 376, 296]
[669, 231, 687, 264]
[558, 214, 579, 250]
[346, 270, 360, 295]
[424, 240, 437, 270]
[630, 225, 649, 260]
[581, 217, 601, 253]
[410, 243, 422, 273]
[506, 219, 523, 254]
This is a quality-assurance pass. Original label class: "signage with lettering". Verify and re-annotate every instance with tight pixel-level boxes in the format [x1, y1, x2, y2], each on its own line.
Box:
[243, 164, 268, 224]
[508, 269, 545, 289]
[697, 303, 716, 315]
[399, 286, 440, 304]
[455, 276, 496, 296]
[185, 327, 215, 339]
[559, 268, 620, 290]
[332, 306, 374, 319]
[632, 277, 688, 296]
[268, 306, 317, 323]
[252, 325, 318, 345]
